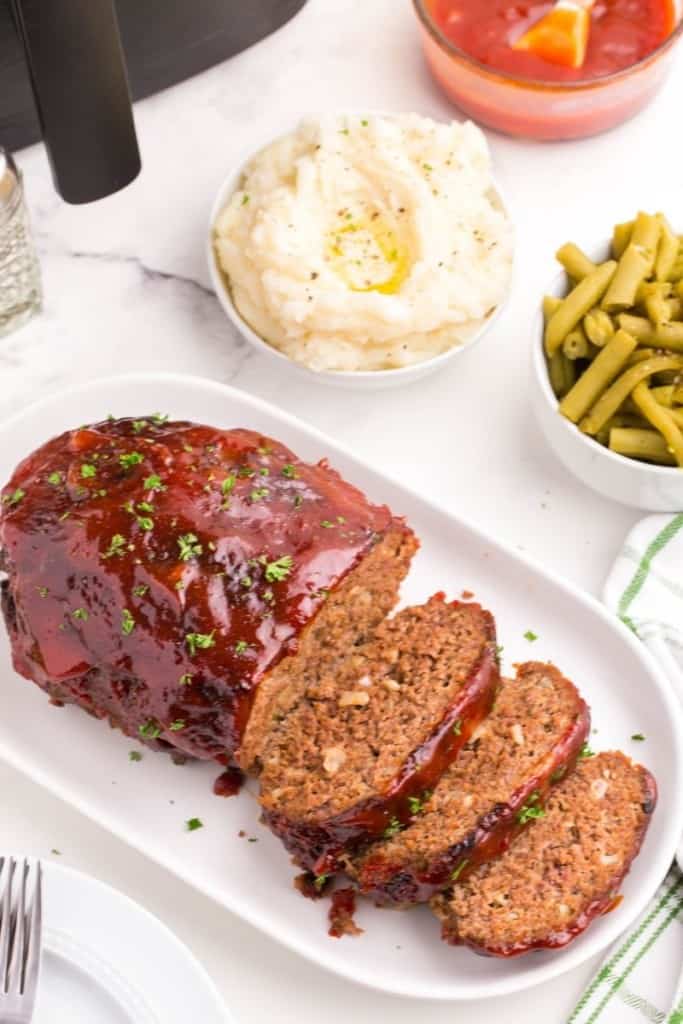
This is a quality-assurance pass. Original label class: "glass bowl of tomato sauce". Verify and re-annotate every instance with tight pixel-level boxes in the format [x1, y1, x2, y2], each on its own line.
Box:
[413, 0, 683, 140]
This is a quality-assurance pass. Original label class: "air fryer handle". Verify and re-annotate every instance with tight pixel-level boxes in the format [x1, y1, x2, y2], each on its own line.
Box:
[11, 0, 141, 204]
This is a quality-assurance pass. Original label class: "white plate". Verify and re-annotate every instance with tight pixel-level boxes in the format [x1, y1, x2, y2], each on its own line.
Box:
[0, 372, 681, 1002]
[31, 859, 229, 1022]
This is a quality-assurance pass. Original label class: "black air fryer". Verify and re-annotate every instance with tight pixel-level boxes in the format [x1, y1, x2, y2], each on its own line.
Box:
[1, 0, 308, 204]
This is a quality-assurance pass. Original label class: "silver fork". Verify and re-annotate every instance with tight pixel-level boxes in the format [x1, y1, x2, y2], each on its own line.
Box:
[0, 859, 42, 1024]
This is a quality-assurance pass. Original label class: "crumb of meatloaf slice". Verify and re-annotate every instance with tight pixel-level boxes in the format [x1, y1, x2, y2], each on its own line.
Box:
[256, 595, 499, 873]
[239, 525, 417, 771]
[432, 751, 657, 957]
[348, 662, 590, 904]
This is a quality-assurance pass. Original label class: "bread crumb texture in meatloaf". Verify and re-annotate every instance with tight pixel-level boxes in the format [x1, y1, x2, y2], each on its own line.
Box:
[432, 751, 657, 957]
[239, 527, 417, 771]
[0, 416, 415, 764]
[349, 661, 590, 904]
[257, 596, 497, 821]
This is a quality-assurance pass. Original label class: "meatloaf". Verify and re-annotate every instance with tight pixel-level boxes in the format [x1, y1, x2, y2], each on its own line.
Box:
[250, 595, 500, 875]
[0, 416, 416, 764]
[348, 662, 590, 904]
[432, 751, 657, 956]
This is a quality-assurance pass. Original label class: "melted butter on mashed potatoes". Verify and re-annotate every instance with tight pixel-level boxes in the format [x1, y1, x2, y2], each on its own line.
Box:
[213, 114, 513, 373]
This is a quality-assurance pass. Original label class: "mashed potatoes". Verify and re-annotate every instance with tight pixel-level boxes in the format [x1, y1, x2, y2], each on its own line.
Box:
[213, 114, 513, 373]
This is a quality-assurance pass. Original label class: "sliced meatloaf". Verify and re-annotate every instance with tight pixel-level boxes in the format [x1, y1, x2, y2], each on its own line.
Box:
[251, 595, 500, 875]
[348, 662, 590, 904]
[0, 417, 416, 764]
[432, 751, 657, 957]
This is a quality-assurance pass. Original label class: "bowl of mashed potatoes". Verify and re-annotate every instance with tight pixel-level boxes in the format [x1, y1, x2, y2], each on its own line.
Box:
[209, 113, 514, 389]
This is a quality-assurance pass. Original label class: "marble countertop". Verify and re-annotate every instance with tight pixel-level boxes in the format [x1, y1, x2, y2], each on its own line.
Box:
[2, 0, 683, 1020]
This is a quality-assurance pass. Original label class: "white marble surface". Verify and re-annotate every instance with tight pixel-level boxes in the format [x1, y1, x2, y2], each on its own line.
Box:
[1, 0, 682, 1019]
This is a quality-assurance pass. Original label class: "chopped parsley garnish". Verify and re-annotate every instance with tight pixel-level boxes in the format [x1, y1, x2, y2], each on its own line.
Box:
[579, 742, 595, 759]
[121, 608, 136, 635]
[137, 516, 154, 531]
[407, 792, 431, 815]
[137, 501, 154, 513]
[450, 859, 469, 882]
[631, 733, 646, 741]
[150, 413, 168, 426]
[281, 464, 298, 479]
[517, 792, 545, 825]
[177, 533, 203, 561]
[523, 630, 539, 642]
[119, 452, 144, 470]
[3, 488, 25, 506]
[133, 584, 149, 597]
[263, 589, 274, 604]
[102, 533, 127, 559]
[186, 817, 203, 832]
[452, 719, 462, 736]
[320, 520, 334, 529]
[143, 474, 164, 492]
[237, 466, 255, 478]
[241, 194, 250, 206]
[551, 766, 567, 784]
[259, 467, 269, 476]
[249, 487, 269, 502]
[383, 816, 403, 839]
[179, 673, 193, 686]
[72, 608, 89, 621]
[36, 586, 49, 598]
[314, 874, 329, 891]
[264, 555, 294, 582]
[423, 162, 433, 172]
[240, 575, 253, 589]
[293, 495, 304, 509]
[139, 719, 161, 739]
[48, 471, 63, 486]
[221, 475, 236, 496]
[132, 419, 148, 434]
[235, 640, 249, 655]
[129, 750, 143, 762]
[185, 631, 216, 656]
[361, 118, 369, 127]
[169, 720, 186, 732]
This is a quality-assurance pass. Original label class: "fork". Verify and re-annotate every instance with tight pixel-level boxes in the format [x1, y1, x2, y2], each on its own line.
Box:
[0, 859, 42, 1024]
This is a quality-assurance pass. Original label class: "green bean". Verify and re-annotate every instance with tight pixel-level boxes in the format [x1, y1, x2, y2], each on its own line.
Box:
[656, 214, 679, 282]
[548, 350, 576, 398]
[670, 407, 683, 430]
[563, 325, 590, 360]
[579, 354, 683, 435]
[556, 243, 597, 282]
[675, 281, 683, 301]
[627, 348, 657, 366]
[645, 291, 672, 327]
[596, 413, 649, 447]
[630, 211, 661, 274]
[668, 298, 683, 321]
[602, 244, 651, 313]
[609, 428, 676, 466]
[636, 280, 672, 305]
[653, 322, 683, 352]
[612, 221, 634, 260]
[559, 329, 637, 424]
[674, 384, 683, 405]
[584, 308, 615, 347]
[545, 261, 617, 356]
[543, 295, 563, 322]
[631, 381, 683, 466]
[617, 313, 656, 342]
[668, 257, 683, 283]
[651, 385, 675, 407]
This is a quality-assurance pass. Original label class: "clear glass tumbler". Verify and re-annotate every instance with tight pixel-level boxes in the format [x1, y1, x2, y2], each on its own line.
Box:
[0, 148, 42, 337]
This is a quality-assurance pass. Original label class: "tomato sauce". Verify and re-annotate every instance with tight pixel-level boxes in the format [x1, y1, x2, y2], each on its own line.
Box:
[430, 0, 675, 82]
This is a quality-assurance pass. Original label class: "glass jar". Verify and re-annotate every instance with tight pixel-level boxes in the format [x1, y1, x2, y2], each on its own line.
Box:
[0, 148, 42, 336]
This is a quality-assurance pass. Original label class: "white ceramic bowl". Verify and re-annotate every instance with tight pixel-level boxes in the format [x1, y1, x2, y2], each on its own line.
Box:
[207, 121, 513, 391]
[531, 240, 683, 511]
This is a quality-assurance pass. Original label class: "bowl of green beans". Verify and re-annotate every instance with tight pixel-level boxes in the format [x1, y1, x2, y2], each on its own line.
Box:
[532, 212, 683, 511]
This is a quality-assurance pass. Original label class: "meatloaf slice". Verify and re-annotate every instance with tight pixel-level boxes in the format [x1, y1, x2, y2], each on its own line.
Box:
[432, 751, 657, 957]
[0, 417, 416, 765]
[347, 662, 590, 904]
[253, 595, 500, 875]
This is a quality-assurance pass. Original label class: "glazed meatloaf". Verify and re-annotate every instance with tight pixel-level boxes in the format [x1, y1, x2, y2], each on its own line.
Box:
[0, 416, 416, 764]
[432, 751, 657, 956]
[348, 662, 590, 904]
[248, 595, 500, 875]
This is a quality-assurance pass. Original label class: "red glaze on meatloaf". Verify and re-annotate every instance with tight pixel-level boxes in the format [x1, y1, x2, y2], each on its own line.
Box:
[432, 752, 657, 957]
[0, 417, 415, 764]
[255, 595, 500, 875]
[348, 662, 590, 904]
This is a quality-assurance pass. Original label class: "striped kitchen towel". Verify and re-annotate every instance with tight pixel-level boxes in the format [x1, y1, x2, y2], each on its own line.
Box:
[569, 513, 683, 1024]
